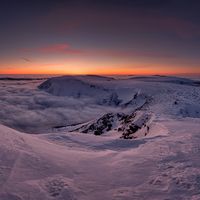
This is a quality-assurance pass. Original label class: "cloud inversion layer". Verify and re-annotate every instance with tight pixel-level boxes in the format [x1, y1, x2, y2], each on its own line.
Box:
[0, 78, 120, 133]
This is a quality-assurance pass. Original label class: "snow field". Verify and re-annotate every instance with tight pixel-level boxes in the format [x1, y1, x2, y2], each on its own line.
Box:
[0, 75, 200, 199]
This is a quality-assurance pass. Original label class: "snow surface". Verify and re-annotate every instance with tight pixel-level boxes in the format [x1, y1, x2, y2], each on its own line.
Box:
[0, 75, 200, 199]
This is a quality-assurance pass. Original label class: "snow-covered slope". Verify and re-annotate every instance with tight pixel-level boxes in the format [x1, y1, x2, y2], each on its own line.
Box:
[38, 75, 153, 107]
[38, 75, 111, 97]
[38, 75, 124, 106]
[51, 111, 168, 140]
[38, 75, 200, 121]
[1, 75, 200, 199]
[129, 75, 200, 86]
[1, 116, 200, 199]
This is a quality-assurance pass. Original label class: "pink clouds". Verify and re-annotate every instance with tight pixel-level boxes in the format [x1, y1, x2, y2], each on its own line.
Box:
[6, 68, 16, 70]
[22, 57, 34, 62]
[39, 63, 64, 67]
[38, 5, 97, 34]
[38, 2, 200, 39]
[19, 44, 83, 54]
[162, 19, 200, 38]
[140, 16, 200, 38]
[85, 50, 176, 58]
[126, 17, 200, 38]
[21, 56, 65, 67]
[19, 44, 176, 58]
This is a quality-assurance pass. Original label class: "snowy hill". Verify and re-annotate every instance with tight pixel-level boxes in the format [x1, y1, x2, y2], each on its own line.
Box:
[38, 75, 109, 98]
[0, 74, 200, 199]
[1, 114, 200, 199]
[129, 75, 200, 86]
[38, 75, 200, 119]
[38, 75, 137, 106]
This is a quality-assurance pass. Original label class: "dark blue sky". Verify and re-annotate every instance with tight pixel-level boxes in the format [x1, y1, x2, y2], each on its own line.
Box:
[0, 0, 200, 74]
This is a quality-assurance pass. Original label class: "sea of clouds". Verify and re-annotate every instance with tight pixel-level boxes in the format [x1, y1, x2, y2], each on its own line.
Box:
[1, 74, 200, 134]
[0, 77, 121, 134]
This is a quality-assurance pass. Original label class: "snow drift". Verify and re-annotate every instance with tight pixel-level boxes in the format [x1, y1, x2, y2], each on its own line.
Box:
[0, 74, 200, 199]
[38, 75, 148, 107]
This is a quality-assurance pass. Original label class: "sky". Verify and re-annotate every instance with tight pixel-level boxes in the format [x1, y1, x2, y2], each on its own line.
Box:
[0, 0, 200, 75]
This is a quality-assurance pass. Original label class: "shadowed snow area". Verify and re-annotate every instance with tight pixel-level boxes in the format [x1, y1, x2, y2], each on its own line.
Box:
[0, 118, 200, 199]
[38, 74, 200, 120]
[0, 75, 200, 199]
[38, 75, 125, 106]
[129, 75, 200, 86]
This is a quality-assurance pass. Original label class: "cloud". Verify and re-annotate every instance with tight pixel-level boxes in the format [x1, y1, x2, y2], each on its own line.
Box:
[85, 50, 176, 58]
[162, 18, 200, 38]
[22, 57, 34, 62]
[0, 78, 119, 134]
[19, 44, 83, 54]
[21, 56, 67, 67]
[6, 68, 16, 70]
[137, 17, 200, 38]
[38, 2, 200, 38]
[39, 63, 64, 67]
[19, 44, 176, 58]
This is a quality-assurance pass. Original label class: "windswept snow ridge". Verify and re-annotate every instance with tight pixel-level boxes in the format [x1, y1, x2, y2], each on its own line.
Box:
[129, 75, 200, 86]
[1, 116, 200, 199]
[38, 75, 200, 110]
[38, 75, 123, 106]
[38, 75, 148, 107]
[38, 75, 111, 98]
[38, 75, 200, 134]
[64, 111, 167, 139]
[0, 74, 200, 199]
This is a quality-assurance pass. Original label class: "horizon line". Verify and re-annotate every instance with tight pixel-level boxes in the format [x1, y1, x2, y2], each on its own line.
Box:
[0, 73, 200, 76]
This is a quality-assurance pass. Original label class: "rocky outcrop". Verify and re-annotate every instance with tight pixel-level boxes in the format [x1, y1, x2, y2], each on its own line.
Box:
[68, 111, 153, 139]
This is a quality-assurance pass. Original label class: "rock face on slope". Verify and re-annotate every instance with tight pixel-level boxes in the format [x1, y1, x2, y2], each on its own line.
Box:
[66, 111, 167, 139]
[70, 113, 124, 136]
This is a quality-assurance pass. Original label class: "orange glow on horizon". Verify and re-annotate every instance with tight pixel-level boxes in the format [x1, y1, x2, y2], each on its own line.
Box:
[1, 69, 200, 76]
[1, 62, 200, 76]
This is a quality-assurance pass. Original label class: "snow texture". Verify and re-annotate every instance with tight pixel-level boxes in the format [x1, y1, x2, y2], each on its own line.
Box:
[0, 75, 200, 199]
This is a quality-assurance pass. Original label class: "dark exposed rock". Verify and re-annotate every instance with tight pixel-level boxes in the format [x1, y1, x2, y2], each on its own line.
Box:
[118, 127, 122, 131]
[69, 113, 123, 136]
[129, 125, 140, 132]
[106, 124, 112, 131]
[94, 129, 103, 135]
[68, 111, 152, 139]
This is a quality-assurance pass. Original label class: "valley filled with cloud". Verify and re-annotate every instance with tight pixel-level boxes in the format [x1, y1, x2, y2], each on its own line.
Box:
[0, 75, 200, 199]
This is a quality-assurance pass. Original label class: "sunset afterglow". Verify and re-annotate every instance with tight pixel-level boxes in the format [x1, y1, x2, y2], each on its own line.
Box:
[0, 0, 200, 75]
